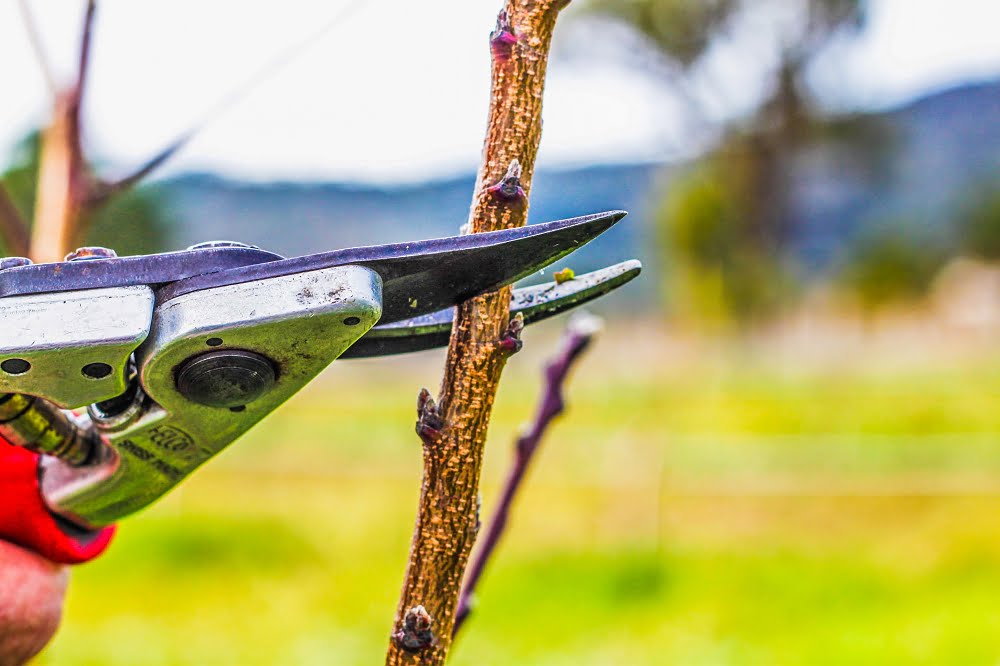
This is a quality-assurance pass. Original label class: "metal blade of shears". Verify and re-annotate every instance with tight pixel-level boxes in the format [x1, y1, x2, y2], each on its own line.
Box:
[342, 260, 642, 358]
[0, 246, 283, 298]
[158, 210, 628, 324]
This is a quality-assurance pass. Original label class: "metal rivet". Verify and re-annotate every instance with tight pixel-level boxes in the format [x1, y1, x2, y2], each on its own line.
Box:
[65, 247, 118, 262]
[1, 359, 30, 375]
[82, 363, 113, 379]
[206, 337, 224, 347]
[0, 257, 33, 270]
[344, 316, 361, 326]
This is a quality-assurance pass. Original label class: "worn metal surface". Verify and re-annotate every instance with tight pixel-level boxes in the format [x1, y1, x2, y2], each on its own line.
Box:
[0, 245, 283, 298]
[43, 265, 382, 527]
[39, 436, 120, 524]
[342, 260, 643, 358]
[0, 286, 155, 408]
[157, 211, 628, 323]
[19, 209, 637, 527]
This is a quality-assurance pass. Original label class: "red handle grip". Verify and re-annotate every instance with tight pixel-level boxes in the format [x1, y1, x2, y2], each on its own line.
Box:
[0, 438, 114, 564]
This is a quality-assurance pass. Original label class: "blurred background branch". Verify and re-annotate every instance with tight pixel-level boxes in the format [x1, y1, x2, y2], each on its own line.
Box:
[453, 313, 601, 636]
[13, 0, 173, 263]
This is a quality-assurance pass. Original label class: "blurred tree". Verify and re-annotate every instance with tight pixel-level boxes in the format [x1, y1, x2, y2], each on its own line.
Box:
[586, 0, 874, 328]
[957, 183, 1000, 261]
[838, 223, 945, 311]
[659, 151, 792, 328]
[0, 131, 170, 259]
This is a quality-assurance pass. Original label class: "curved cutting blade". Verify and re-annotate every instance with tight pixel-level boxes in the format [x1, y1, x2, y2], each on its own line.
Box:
[341, 259, 642, 358]
[158, 210, 629, 324]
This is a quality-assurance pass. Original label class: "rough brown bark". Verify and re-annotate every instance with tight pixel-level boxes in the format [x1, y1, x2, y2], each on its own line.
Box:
[385, 2, 569, 664]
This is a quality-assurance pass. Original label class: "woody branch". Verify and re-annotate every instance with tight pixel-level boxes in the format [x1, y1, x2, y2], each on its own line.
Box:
[385, 1, 570, 664]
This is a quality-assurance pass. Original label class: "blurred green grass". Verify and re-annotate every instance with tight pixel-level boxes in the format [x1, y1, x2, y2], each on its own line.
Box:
[36, 320, 1000, 664]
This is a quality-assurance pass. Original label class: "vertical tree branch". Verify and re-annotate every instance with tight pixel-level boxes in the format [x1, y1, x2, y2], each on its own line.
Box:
[453, 313, 601, 636]
[386, 2, 570, 664]
[28, 1, 97, 264]
[29, 90, 89, 264]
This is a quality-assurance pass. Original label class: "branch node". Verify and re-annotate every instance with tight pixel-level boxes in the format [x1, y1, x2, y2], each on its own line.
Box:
[498, 312, 525, 355]
[415, 388, 445, 444]
[490, 10, 519, 61]
[486, 159, 527, 207]
[393, 605, 435, 654]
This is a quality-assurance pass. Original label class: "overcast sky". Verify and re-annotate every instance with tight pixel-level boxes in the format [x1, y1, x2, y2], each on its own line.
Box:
[0, 0, 998, 183]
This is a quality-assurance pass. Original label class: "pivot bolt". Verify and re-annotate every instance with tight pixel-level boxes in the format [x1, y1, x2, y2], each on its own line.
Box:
[176, 350, 276, 409]
[65, 247, 117, 262]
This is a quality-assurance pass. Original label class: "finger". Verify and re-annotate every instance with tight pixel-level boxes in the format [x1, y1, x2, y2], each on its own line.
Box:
[0, 539, 68, 666]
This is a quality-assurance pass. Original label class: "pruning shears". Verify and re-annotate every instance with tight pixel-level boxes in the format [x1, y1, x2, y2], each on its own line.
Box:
[0, 211, 640, 532]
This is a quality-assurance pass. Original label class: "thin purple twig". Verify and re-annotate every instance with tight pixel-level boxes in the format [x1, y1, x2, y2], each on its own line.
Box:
[76, 1, 97, 105]
[453, 312, 602, 636]
[88, 134, 192, 206]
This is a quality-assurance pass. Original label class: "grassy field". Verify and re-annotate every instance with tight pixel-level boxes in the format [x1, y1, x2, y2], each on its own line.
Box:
[35, 318, 1000, 664]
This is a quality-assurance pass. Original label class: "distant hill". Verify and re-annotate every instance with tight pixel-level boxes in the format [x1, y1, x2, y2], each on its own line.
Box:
[155, 164, 664, 303]
[155, 78, 1000, 302]
[790, 80, 1000, 271]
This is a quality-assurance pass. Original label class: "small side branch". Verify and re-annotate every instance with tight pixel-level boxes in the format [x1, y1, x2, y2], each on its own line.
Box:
[453, 313, 601, 635]
[87, 134, 192, 207]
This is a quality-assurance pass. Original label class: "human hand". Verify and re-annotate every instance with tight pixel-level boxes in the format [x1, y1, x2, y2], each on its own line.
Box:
[0, 437, 115, 665]
[0, 539, 68, 666]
